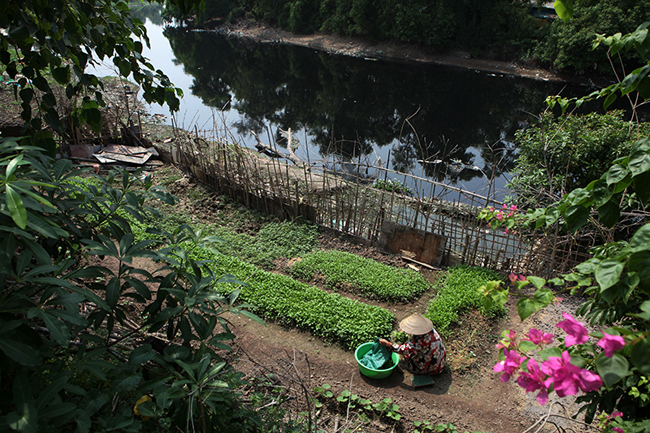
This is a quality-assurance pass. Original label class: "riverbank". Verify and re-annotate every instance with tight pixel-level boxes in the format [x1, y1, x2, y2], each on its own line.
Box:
[213, 19, 604, 86]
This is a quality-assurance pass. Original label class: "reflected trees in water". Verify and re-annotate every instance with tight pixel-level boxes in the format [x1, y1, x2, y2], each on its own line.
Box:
[163, 26, 566, 188]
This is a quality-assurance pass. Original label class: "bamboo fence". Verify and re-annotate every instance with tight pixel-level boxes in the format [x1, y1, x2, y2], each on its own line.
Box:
[171, 130, 592, 277]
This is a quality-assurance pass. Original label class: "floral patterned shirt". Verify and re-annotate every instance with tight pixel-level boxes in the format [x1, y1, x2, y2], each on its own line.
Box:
[391, 329, 446, 375]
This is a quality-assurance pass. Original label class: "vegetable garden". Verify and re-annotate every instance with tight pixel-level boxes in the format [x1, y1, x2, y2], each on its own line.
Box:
[125, 171, 506, 352]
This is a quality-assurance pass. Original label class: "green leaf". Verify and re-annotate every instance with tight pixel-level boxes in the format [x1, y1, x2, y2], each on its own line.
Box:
[6, 185, 27, 229]
[630, 335, 650, 375]
[553, 0, 573, 21]
[606, 164, 630, 186]
[516, 298, 535, 321]
[106, 277, 120, 309]
[630, 224, 650, 252]
[51, 67, 70, 84]
[36, 376, 68, 412]
[0, 338, 41, 366]
[39, 402, 76, 421]
[7, 403, 38, 433]
[595, 259, 624, 291]
[527, 276, 546, 290]
[537, 347, 562, 360]
[128, 344, 155, 365]
[598, 200, 620, 228]
[603, 91, 618, 110]
[564, 205, 588, 232]
[533, 288, 554, 308]
[628, 149, 650, 176]
[519, 340, 538, 352]
[6, 154, 24, 178]
[38, 310, 71, 346]
[596, 353, 629, 388]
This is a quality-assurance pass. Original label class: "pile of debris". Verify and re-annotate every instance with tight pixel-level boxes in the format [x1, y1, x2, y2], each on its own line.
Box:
[63, 124, 166, 171]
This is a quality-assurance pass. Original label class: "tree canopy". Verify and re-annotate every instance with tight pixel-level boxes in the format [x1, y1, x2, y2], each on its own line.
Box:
[0, 0, 199, 154]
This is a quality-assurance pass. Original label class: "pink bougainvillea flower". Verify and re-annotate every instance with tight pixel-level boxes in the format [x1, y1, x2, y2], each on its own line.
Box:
[523, 328, 554, 346]
[516, 359, 549, 405]
[493, 348, 524, 382]
[612, 428, 623, 433]
[495, 211, 504, 221]
[556, 312, 589, 346]
[504, 228, 510, 234]
[541, 351, 603, 397]
[610, 411, 623, 418]
[597, 333, 625, 357]
[495, 329, 516, 349]
[510, 205, 518, 211]
[502, 204, 509, 209]
[508, 274, 526, 284]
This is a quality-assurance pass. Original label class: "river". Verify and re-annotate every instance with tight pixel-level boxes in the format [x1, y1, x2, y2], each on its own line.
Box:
[102, 16, 609, 200]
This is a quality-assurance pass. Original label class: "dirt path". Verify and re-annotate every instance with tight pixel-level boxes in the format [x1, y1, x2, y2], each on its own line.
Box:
[214, 19, 593, 85]
[225, 296, 595, 433]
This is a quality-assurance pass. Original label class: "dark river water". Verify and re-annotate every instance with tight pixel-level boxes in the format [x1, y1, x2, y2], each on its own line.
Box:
[110, 18, 605, 200]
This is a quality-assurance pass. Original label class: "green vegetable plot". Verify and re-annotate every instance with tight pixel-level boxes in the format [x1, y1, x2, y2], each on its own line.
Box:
[289, 250, 431, 302]
[426, 265, 505, 337]
[207, 254, 395, 350]
[210, 221, 319, 269]
[128, 210, 393, 350]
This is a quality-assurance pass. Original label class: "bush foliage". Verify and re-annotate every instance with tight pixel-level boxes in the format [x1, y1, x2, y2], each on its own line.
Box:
[0, 137, 281, 432]
[510, 111, 650, 208]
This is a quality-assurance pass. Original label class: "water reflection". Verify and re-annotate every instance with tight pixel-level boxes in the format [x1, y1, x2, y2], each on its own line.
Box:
[159, 26, 588, 197]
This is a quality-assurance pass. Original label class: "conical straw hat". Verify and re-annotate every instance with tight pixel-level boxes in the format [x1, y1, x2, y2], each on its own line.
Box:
[399, 313, 433, 335]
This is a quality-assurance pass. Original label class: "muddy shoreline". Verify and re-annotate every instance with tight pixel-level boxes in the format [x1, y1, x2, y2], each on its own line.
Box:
[210, 19, 606, 87]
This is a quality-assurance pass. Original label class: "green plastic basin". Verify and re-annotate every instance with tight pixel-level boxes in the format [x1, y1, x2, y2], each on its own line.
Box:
[354, 342, 399, 379]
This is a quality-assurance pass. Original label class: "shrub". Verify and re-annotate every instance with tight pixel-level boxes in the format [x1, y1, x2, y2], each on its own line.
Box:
[289, 250, 431, 302]
[510, 111, 650, 208]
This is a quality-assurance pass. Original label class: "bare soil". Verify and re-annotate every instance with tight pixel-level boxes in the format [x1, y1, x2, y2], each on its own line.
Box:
[126, 167, 597, 433]
[214, 19, 601, 86]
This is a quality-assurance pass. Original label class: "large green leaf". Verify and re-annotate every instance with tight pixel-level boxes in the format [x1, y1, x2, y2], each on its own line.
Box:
[564, 205, 589, 232]
[516, 298, 535, 321]
[553, 0, 574, 21]
[606, 164, 630, 186]
[628, 149, 650, 176]
[595, 259, 624, 291]
[7, 403, 38, 433]
[38, 310, 71, 346]
[598, 200, 620, 228]
[630, 224, 650, 252]
[630, 335, 650, 375]
[0, 338, 40, 366]
[6, 184, 27, 229]
[595, 353, 629, 388]
[128, 344, 155, 365]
